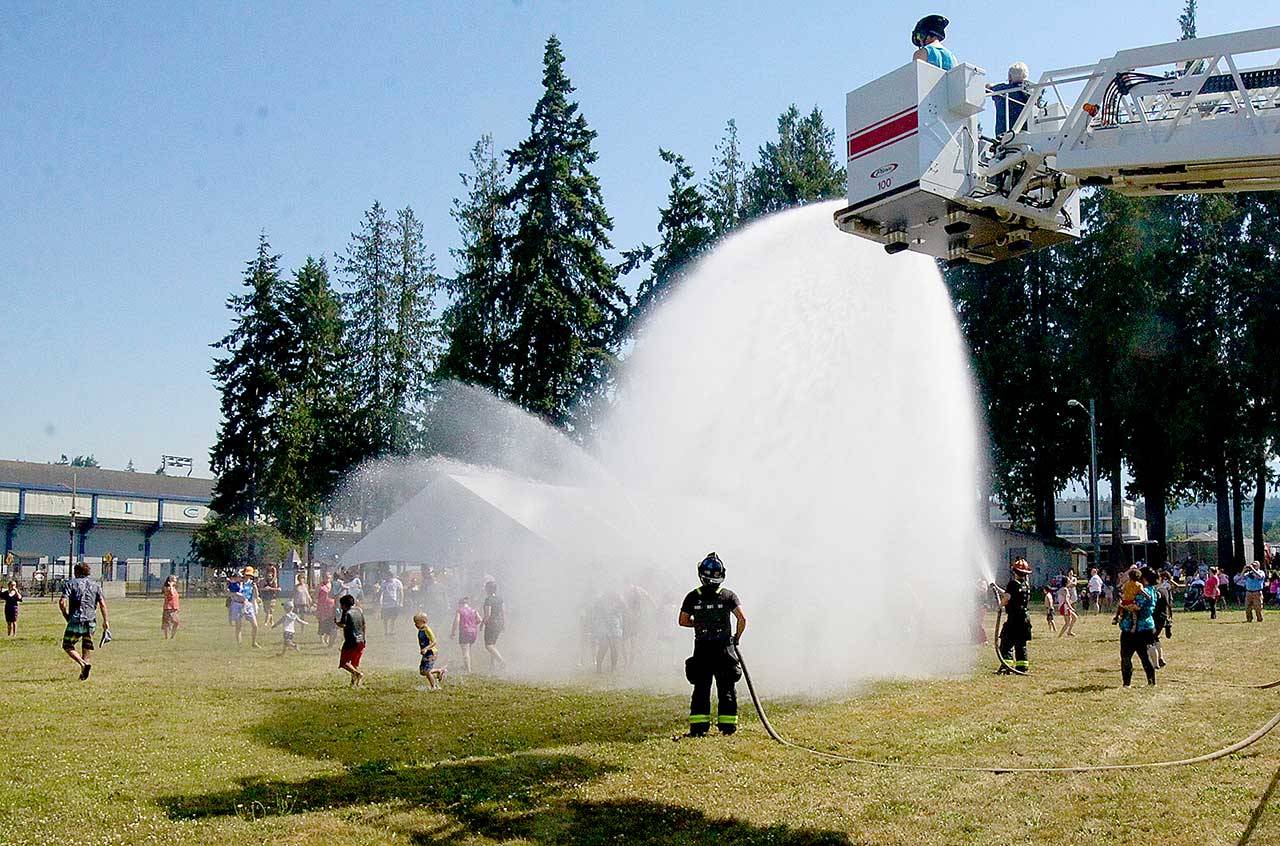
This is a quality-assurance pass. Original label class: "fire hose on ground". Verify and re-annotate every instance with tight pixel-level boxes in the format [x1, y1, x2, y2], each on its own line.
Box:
[735, 643, 1280, 775]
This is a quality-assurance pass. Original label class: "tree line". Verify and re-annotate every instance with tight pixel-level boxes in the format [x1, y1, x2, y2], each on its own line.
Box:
[204, 16, 1278, 576]
[948, 2, 1280, 572]
[201, 35, 844, 564]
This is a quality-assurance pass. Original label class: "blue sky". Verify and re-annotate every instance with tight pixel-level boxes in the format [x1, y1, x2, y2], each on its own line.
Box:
[0, 1, 1264, 475]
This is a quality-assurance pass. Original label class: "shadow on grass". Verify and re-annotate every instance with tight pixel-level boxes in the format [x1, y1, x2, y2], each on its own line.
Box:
[1043, 683, 1110, 695]
[247, 681, 689, 764]
[1237, 764, 1280, 846]
[412, 797, 857, 846]
[161, 751, 853, 845]
[161, 751, 609, 820]
[246, 677, 811, 766]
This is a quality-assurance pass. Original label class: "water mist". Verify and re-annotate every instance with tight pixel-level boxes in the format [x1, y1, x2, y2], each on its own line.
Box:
[341, 200, 987, 693]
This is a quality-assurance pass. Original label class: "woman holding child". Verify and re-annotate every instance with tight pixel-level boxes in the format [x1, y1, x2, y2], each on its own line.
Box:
[1117, 568, 1159, 687]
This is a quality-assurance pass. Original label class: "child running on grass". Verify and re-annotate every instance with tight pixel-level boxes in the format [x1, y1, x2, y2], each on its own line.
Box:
[273, 599, 308, 655]
[1055, 574, 1078, 638]
[1043, 587, 1056, 633]
[414, 612, 446, 691]
[161, 575, 180, 639]
[451, 596, 480, 672]
[336, 594, 366, 688]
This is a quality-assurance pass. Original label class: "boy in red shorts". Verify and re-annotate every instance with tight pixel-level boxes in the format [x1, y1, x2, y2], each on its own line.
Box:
[336, 593, 366, 688]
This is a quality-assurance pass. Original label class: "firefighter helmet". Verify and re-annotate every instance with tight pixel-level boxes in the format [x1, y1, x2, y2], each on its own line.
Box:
[1010, 558, 1032, 575]
[912, 14, 949, 47]
[697, 552, 725, 587]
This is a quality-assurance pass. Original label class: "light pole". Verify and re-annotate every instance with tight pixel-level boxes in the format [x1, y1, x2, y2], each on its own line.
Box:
[1067, 399, 1101, 571]
[57, 474, 80, 580]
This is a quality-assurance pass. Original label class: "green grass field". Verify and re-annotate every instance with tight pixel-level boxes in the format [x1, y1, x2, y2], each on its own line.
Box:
[2, 597, 1278, 846]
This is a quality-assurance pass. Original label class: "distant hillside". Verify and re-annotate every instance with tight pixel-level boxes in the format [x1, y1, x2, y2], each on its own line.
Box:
[1165, 500, 1280, 537]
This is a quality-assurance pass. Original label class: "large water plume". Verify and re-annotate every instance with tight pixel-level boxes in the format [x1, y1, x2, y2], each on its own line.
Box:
[341, 200, 986, 693]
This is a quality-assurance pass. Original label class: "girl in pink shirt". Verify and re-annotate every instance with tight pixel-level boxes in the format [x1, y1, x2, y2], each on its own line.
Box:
[1203, 567, 1221, 619]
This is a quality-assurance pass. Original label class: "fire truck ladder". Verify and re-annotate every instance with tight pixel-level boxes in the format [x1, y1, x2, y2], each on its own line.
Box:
[975, 25, 1280, 229]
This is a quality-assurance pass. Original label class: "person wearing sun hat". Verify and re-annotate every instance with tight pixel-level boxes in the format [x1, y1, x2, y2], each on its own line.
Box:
[236, 566, 262, 649]
[996, 558, 1033, 674]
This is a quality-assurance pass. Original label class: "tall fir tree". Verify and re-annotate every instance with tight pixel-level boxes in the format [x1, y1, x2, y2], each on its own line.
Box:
[502, 35, 627, 427]
[267, 256, 351, 546]
[439, 134, 513, 393]
[388, 206, 441, 453]
[338, 201, 396, 458]
[623, 149, 714, 335]
[743, 105, 845, 218]
[209, 234, 288, 521]
[706, 118, 746, 237]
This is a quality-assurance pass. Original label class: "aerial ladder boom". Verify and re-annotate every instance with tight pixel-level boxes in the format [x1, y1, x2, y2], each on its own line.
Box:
[833, 25, 1280, 264]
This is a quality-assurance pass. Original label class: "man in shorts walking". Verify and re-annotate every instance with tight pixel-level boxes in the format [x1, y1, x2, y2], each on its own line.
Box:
[60, 562, 110, 680]
[1087, 568, 1104, 613]
[379, 571, 405, 636]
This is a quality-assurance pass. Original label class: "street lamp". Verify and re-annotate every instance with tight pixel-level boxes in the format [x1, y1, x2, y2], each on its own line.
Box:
[55, 475, 79, 583]
[1067, 399, 1101, 571]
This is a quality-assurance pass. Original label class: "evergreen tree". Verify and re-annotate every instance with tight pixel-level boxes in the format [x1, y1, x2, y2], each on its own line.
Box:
[267, 256, 351, 545]
[338, 202, 396, 457]
[439, 134, 514, 394]
[502, 35, 627, 426]
[946, 246, 1084, 537]
[623, 149, 714, 335]
[388, 206, 441, 453]
[743, 105, 844, 218]
[1232, 192, 1280, 562]
[706, 119, 746, 236]
[1064, 190, 1144, 568]
[125, 459, 136, 472]
[209, 234, 288, 521]
[1178, 0, 1197, 40]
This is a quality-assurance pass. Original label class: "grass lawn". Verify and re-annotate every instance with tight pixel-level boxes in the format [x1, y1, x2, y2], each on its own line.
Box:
[1, 597, 1278, 846]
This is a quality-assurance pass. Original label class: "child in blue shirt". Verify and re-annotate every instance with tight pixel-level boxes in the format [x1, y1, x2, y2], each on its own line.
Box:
[912, 15, 956, 70]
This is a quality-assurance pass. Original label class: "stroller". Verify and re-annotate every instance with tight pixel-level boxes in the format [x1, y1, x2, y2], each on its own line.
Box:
[1183, 579, 1206, 612]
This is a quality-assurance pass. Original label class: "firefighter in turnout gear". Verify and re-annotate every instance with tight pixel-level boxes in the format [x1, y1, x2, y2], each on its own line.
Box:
[679, 553, 748, 736]
[996, 558, 1033, 674]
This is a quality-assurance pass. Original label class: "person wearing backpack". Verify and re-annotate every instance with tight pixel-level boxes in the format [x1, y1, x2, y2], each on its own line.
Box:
[451, 595, 481, 672]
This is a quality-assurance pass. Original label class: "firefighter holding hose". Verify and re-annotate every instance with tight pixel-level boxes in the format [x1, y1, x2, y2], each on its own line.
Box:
[679, 553, 747, 736]
[995, 558, 1033, 674]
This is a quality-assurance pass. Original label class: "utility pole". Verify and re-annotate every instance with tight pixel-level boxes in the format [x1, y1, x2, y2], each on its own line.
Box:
[1068, 399, 1101, 570]
[67, 471, 78, 579]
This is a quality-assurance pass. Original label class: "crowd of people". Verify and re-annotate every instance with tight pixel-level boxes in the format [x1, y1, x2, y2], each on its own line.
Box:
[994, 555, 1273, 689]
[210, 563, 509, 689]
[7, 547, 1273, 703]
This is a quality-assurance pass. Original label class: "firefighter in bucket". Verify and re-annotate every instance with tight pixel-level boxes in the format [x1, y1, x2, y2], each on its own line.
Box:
[679, 553, 748, 736]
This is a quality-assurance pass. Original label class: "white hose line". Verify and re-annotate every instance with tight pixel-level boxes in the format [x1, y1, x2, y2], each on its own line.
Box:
[738, 645, 1280, 774]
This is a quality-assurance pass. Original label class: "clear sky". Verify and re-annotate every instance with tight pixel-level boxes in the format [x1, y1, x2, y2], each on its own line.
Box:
[0, 1, 1264, 475]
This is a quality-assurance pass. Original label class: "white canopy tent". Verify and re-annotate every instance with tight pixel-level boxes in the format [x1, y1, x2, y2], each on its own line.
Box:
[340, 460, 752, 575]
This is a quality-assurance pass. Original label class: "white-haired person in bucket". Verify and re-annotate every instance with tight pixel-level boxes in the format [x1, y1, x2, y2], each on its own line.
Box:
[989, 61, 1032, 136]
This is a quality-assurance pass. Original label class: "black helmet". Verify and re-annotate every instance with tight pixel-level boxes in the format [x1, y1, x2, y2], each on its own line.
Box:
[912, 14, 948, 47]
[697, 552, 725, 587]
